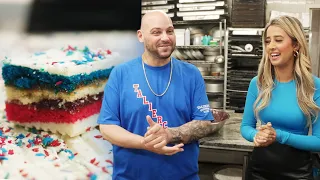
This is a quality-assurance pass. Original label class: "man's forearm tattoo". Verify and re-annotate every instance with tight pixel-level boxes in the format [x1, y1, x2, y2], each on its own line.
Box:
[168, 120, 217, 144]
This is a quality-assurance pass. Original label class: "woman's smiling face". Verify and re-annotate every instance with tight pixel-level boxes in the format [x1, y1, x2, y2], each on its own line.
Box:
[265, 25, 297, 68]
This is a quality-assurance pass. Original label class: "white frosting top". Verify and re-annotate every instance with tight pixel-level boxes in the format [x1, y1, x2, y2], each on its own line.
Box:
[3, 46, 120, 76]
[0, 111, 113, 180]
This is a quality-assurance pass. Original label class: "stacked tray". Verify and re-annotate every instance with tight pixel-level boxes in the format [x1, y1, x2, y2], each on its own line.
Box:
[226, 28, 264, 112]
[176, 0, 226, 21]
[231, 0, 266, 28]
[141, 0, 175, 18]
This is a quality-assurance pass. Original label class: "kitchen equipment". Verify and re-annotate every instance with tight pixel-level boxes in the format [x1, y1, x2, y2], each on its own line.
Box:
[183, 50, 195, 59]
[142, 4, 175, 10]
[179, 0, 219, 2]
[200, 71, 210, 76]
[204, 50, 220, 56]
[209, 95, 223, 108]
[227, 28, 263, 112]
[191, 49, 204, 60]
[210, 100, 223, 108]
[206, 109, 229, 133]
[212, 165, 242, 180]
[190, 28, 205, 40]
[142, 9, 169, 14]
[209, 38, 220, 46]
[196, 64, 210, 76]
[230, 45, 246, 52]
[177, 1, 225, 8]
[202, 35, 212, 45]
[231, 0, 266, 28]
[177, 9, 225, 17]
[210, 65, 224, 76]
[179, 6, 216, 12]
[183, 15, 220, 21]
[174, 49, 188, 60]
[206, 81, 223, 93]
[245, 43, 254, 52]
[209, 27, 224, 38]
[192, 36, 202, 45]
[175, 29, 185, 46]
[215, 55, 224, 64]
[142, 0, 168, 6]
[184, 28, 190, 45]
[190, 28, 204, 35]
[205, 55, 215, 62]
[204, 47, 220, 52]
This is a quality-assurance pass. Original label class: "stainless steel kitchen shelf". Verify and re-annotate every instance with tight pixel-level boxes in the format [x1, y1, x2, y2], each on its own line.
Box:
[173, 18, 227, 25]
[176, 45, 221, 49]
[203, 76, 224, 80]
[226, 89, 248, 93]
[228, 28, 265, 31]
[172, 17, 228, 110]
[183, 60, 224, 65]
[229, 54, 262, 59]
[207, 92, 224, 96]
[228, 28, 264, 35]
[225, 28, 264, 112]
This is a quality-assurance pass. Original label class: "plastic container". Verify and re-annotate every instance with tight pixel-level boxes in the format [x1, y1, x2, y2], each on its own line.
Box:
[184, 28, 190, 46]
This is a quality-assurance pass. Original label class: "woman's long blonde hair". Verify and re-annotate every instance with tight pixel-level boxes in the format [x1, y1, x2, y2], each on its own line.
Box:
[254, 15, 319, 127]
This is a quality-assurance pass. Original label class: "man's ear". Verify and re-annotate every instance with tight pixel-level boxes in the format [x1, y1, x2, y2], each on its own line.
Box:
[137, 30, 144, 43]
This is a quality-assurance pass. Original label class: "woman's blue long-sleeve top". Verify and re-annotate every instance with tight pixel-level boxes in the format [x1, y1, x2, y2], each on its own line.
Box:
[240, 76, 320, 152]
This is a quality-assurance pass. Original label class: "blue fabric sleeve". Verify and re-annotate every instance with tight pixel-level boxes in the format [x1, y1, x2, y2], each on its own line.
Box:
[191, 67, 214, 121]
[276, 88, 320, 152]
[97, 67, 121, 126]
[240, 77, 258, 142]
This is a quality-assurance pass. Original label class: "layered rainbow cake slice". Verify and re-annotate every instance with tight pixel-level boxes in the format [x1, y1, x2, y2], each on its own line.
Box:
[2, 46, 119, 137]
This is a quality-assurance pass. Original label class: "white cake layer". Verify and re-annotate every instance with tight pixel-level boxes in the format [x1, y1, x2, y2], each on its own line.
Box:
[5, 79, 106, 104]
[13, 114, 99, 137]
[5, 48, 120, 76]
[0, 79, 4, 111]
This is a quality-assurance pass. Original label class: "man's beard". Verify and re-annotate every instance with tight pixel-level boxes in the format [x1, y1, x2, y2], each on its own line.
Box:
[146, 43, 175, 59]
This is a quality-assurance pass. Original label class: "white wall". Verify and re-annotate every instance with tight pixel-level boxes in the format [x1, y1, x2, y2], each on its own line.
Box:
[266, 0, 320, 24]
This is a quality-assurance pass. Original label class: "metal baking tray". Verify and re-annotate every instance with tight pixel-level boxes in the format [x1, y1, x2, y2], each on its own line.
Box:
[142, 4, 175, 10]
[231, 21, 266, 28]
[183, 15, 220, 21]
[142, 9, 169, 14]
[142, 0, 168, 6]
[177, 1, 224, 8]
[179, 0, 220, 3]
[179, 6, 216, 11]
[177, 9, 225, 17]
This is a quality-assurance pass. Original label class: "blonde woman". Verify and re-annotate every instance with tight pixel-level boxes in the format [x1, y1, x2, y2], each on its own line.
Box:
[241, 15, 320, 179]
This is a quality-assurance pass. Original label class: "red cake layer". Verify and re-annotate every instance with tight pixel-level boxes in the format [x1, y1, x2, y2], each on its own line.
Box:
[9, 92, 103, 111]
[5, 100, 102, 123]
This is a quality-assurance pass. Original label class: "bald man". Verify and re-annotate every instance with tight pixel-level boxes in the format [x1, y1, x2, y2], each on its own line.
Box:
[98, 10, 229, 180]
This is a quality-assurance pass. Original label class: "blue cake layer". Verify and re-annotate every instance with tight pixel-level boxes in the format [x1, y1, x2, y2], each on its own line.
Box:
[2, 64, 113, 92]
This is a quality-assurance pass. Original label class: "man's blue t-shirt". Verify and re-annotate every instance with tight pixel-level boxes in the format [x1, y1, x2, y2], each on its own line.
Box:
[98, 57, 214, 180]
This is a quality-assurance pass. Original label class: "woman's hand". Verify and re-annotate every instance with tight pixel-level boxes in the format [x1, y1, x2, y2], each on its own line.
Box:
[254, 122, 277, 147]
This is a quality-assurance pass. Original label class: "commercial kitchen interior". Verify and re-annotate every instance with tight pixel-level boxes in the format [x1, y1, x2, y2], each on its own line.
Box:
[1, 0, 320, 179]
